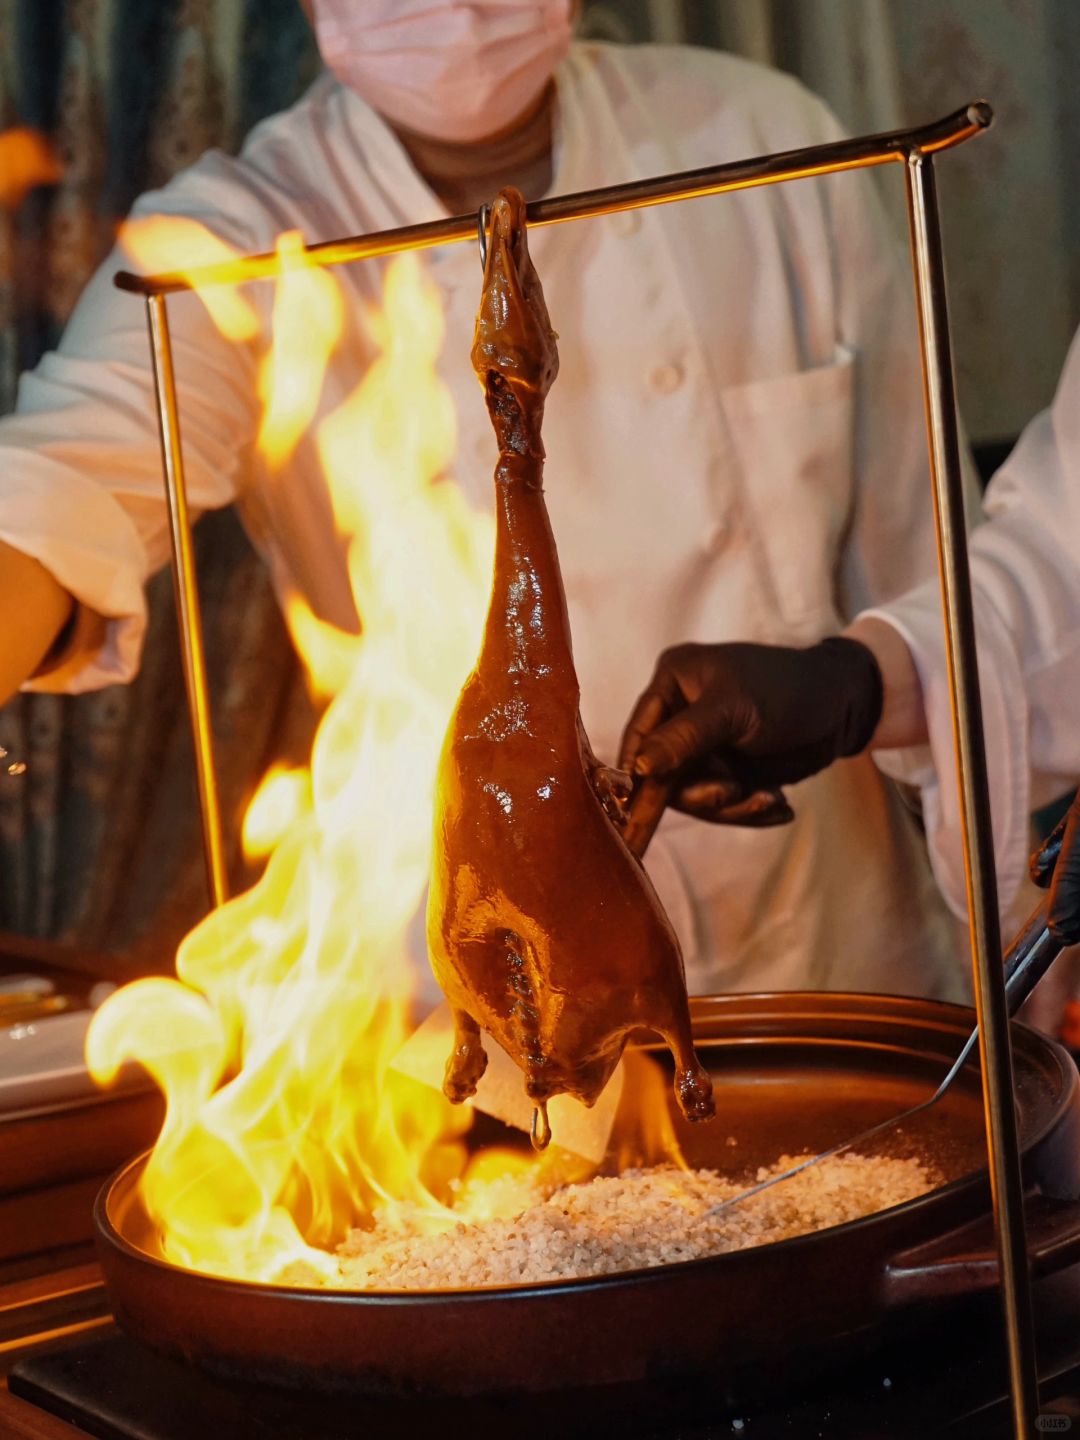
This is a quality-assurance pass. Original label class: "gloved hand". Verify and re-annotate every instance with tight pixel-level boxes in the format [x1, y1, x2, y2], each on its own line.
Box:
[1030, 791, 1080, 946]
[618, 638, 884, 827]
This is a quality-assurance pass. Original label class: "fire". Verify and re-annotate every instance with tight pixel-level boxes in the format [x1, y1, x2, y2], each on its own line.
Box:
[118, 216, 261, 343]
[87, 238, 500, 1283]
[0, 127, 61, 211]
[256, 231, 344, 468]
[88, 222, 686, 1286]
[241, 766, 311, 862]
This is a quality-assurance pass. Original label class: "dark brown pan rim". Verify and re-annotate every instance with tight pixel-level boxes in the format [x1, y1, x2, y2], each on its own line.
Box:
[94, 1147, 983, 1304]
[95, 991, 1075, 1303]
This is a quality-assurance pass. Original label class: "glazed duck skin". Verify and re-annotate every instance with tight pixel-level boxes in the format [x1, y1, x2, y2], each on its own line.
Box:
[427, 189, 715, 1135]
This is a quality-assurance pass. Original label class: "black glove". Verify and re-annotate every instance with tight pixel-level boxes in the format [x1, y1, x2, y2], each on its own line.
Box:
[618, 638, 884, 827]
[1030, 791, 1080, 946]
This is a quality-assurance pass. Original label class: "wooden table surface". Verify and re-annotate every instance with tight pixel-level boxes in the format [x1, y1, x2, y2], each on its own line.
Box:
[0, 1252, 113, 1437]
[1, 931, 158, 1438]
[0, 1385, 92, 1439]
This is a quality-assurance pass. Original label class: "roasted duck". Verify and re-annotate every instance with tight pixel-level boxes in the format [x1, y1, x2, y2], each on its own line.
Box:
[427, 188, 715, 1147]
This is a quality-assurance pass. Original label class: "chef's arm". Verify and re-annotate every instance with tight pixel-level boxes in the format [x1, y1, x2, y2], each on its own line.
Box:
[0, 193, 262, 699]
[0, 539, 76, 704]
[618, 635, 885, 823]
[617, 616, 933, 798]
[842, 615, 928, 750]
[616, 619, 932, 821]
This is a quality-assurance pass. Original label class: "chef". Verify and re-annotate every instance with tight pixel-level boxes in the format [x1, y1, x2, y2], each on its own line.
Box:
[621, 322, 1080, 1013]
[0, 2, 968, 999]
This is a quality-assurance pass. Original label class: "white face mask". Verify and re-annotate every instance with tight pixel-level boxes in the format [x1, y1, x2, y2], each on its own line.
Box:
[312, 1, 573, 144]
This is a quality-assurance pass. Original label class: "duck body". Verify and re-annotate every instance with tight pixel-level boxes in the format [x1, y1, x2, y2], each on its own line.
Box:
[427, 189, 715, 1131]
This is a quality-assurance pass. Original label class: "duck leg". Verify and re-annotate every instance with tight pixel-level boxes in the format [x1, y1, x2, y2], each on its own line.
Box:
[577, 716, 632, 826]
[658, 1005, 717, 1123]
[443, 1007, 488, 1103]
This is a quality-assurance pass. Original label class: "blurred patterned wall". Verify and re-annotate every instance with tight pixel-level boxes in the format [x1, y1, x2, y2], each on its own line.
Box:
[0, 0, 319, 968]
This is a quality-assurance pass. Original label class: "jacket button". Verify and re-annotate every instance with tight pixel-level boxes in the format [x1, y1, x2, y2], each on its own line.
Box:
[649, 362, 684, 394]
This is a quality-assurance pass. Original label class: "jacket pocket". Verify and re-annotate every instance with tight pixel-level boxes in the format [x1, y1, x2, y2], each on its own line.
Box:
[720, 346, 856, 633]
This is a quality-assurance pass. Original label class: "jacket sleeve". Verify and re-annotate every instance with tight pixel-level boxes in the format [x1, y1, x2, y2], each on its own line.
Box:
[0, 158, 263, 692]
[863, 327, 1080, 920]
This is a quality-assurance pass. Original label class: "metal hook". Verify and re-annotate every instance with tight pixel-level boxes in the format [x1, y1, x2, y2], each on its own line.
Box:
[477, 203, 491, 270]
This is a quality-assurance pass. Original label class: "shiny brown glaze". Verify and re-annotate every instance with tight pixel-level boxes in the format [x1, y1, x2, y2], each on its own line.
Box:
[427, 188, 715, 1136]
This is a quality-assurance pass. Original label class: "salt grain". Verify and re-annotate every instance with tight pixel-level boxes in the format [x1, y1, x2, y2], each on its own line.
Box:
[330, 1152, 936, 1291]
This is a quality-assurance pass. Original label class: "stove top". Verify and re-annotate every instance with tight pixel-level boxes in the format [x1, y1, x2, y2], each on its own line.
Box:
[10, 1280, 1080, 1440]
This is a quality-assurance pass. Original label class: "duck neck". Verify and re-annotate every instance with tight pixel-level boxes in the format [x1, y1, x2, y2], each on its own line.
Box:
[480, 450, 577, 690]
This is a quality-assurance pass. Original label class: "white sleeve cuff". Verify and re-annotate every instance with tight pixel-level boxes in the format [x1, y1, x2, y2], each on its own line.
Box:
[859, 590, 1030, 924]
[0, 452, 149, 692]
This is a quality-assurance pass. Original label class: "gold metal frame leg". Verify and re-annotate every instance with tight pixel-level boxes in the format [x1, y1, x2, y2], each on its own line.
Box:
[904, 148, 1038, 1435]
[145, 294, 229, 910]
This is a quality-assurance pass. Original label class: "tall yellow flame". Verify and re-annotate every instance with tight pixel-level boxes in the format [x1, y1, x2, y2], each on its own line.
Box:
[87, 240, 497, 1283]
[256, 230, 344, 468]
[118, 216, 261, 343]
[242, 766, 311, 862]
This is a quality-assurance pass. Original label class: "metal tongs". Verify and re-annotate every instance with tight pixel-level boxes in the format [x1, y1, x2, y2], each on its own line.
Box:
[622, 776, 1068, 1220]
[701, 891, 1063, 1219]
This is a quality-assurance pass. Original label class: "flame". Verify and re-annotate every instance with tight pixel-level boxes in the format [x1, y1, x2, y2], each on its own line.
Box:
[609, 1050, 688, 1174]
[87, 222, 685, 1287]
[0, 127, 61, 211]
[256, 231, 344, 468]
[283, 593, 362, 702]
[242, 766, 311, 862]
[88, 242, 499, 1283]
[119, 216, 261, 343]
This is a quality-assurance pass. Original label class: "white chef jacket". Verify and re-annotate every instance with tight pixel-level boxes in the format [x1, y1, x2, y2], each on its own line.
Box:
[867, 325, 1080, 934]
[0, 42, 965, 1000]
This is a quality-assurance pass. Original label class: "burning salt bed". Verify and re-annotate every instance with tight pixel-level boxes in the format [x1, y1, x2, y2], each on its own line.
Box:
[311, 1153, 937, 1290]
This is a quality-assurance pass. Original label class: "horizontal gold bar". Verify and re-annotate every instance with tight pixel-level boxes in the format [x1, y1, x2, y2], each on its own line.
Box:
[114, 101, 991, 298]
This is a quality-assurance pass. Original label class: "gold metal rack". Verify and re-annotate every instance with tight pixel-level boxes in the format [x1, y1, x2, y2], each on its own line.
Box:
[115, 100, 1038, 1436]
